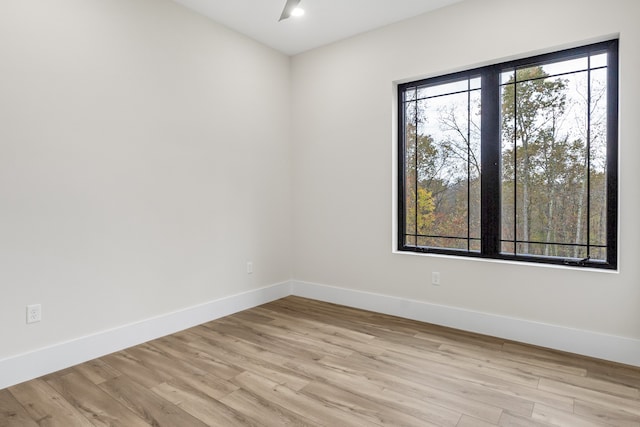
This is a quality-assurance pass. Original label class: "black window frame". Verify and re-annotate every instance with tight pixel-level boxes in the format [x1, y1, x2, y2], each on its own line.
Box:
[397, 39, 618, 270]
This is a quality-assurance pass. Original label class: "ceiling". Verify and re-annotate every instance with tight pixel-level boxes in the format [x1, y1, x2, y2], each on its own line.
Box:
[171, 0, 464, 56]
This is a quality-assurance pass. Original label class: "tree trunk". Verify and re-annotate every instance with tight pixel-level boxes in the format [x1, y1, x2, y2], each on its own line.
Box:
[545, 189, 555, 256]
[574, 161, 588, 258]
[521, 143, 530, 254]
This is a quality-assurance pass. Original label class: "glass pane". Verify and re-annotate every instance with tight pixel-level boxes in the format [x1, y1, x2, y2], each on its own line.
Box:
[589, 68, 608, 249]
[501, 70, 515, 85]
[469, 90, 481, 241]
[589, 157, 607, 250]
[501, 179, 515, 248]
[513, 58, 587, 83]
[589, 68, 608, 168]
[539, 57, 588, 77]
[405, 235, 416, 247]
[501, 241, 515, 255]
[404, 101, 418, 239]
[420, 91, 470, 242]
[469, 77, 481, 90]
[404, 182, 417, 238]
[417, 79, 469, 99]
[418, 237, 468, 251]
[501, 57, 597, 258]
[501, 84, 516, 249]
[590, 53, 607, 68]
[517, 243, 587, 259]
[404, 87, 417, 102]
[590, 247, 606, 262]
[565, 71, 589, 253]
[402, 77, 481, 252]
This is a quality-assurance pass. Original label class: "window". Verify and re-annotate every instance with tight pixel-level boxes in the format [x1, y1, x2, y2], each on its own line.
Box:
[397, 40, 618, 269]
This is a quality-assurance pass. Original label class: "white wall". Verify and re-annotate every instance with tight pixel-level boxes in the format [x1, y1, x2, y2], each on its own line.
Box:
[291, 0, 640, 341]
[2, 0, 639, 380]
[0, 0, 292, 360]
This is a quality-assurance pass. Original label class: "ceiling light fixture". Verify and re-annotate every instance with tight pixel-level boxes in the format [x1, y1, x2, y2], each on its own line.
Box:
[278, 0, 303, 21]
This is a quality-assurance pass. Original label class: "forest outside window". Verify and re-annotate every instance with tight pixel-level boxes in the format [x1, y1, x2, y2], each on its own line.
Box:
[397, 40, 618, 269]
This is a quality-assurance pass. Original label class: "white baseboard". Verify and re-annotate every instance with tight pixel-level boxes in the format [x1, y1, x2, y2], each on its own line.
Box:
[291, 280, 640, 367]
[0, 281, 292, 390]
[3, 278, 638, 390]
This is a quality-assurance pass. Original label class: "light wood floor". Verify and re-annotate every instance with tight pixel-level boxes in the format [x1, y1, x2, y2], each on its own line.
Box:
[1, 296, 639, 426]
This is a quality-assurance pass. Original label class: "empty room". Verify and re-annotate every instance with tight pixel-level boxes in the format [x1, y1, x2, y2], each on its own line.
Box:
[1, 0, 639, 425]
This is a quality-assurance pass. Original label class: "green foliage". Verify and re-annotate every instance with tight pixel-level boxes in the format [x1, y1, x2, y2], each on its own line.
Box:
[405, 186, 435, 237]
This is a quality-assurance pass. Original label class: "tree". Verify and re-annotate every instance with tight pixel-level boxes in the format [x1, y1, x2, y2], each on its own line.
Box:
[403, 86, 480, 249]
[501, 66, 571, 255]
[403, 107, 439, 242]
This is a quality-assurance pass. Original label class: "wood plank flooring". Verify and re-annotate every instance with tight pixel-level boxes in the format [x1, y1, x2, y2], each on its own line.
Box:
[2, 296, 639, 426]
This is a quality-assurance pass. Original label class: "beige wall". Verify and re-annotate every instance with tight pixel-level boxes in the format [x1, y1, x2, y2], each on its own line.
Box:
[0, 0, 292, 359]
[291, 0, 640, 339]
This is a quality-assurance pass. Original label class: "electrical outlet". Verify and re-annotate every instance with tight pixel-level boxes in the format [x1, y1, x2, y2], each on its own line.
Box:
[26, 304, 42, 324]
[431, 272, 441, 286]
[246, 261, 253, 274]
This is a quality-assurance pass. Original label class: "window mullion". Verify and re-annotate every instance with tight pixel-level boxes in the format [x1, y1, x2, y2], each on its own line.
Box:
[480, 66, 501, 256]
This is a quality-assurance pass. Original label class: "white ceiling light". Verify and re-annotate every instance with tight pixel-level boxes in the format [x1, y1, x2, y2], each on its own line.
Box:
[291, 7, 305, 18]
